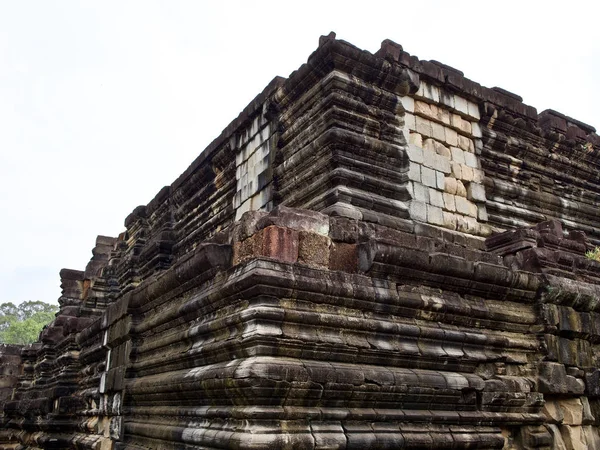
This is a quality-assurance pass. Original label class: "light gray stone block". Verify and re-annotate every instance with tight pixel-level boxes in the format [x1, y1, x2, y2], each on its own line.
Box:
[421, 166, 436, 188]
[410, 200, 428, 222]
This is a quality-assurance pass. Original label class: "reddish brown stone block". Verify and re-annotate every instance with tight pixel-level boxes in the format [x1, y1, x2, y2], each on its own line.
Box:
[298, 231, 331, 269]
[259, 225, 299, 263]
[329, 242, 358, 272]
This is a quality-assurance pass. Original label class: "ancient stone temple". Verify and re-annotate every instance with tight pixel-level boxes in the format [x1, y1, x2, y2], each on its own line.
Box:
[1, 33, 600, 449]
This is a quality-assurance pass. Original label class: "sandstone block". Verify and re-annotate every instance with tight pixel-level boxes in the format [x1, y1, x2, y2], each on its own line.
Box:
[467, 182, 486, 203]
[410, 201, 427, 222]
[467, 101, 481, 120]
[451, 146, 465, 164]
[454, 95, 469, 115]
[560, 425, 586, 449]
[445, 127, 458, 146]
[412, 182, 429, 202]
[455, 196, 477, 217]
[437, 106, 450, 125]
[443, 193, 456, 212]
[456, 180, 467, 197]
[451, 161, 462, 179]
[436, 170, 445, 190]
[408, 163, 421, 182]
[404, 112, 416, 131]
[431, 122, 446, 142]
[464, 151, 479, 168]
[442, 211, 457, 230]
[423, 143, 436, 168]
[434, 154, 451, 174]
[427, 204, 444, 226]
[406, 144, 424, 164]
[421, 166, 436, 188]
[440, 89, 454, 108]
[543, 400, 564, 423]
[415, 100, 432, 118]
[416, 116, 432, 137]
[409, 132, 423, 147]
[423, 83, 440, 102]
[461, 165, 474, 182]
[473, 168, 484, 183]
[471, 121, 482, 138]
[400, 95, 415, 113]
[434, 141, 451, 158]
[451, 113, 471, 134]
[458, 135, 472, 152]
[429, 188, 444, 208]
[477, 204, 488, 222]
[444, 177, 458, 195]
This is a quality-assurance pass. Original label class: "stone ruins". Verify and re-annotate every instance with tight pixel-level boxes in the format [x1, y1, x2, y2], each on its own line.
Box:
[1, 33, 600, 449]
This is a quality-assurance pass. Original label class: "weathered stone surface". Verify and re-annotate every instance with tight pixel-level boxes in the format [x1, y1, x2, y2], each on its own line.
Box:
[1, 34, 600, 450]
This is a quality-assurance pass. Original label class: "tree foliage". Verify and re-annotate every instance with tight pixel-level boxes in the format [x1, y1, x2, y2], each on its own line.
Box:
[0, 301, 58, 345]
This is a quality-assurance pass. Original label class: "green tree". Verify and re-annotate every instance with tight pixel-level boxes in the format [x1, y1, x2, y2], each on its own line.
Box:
[0, 301, 58, 345]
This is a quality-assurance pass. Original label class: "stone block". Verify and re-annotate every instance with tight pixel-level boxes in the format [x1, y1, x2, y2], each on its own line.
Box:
[456, 180, 467, 197]
[408, 163, 421, 182]
[445, 127, 458, 146]
[410, 201, 427, 222]
[451, 113, 471, 134]
[409, 132, 423, 147]
[329, 242, 358, 272]
[451, 146, 465, 164]
[467, 182, 486, 203]
[406, 144, 424, 164]
[455, 196, 474, 217]
[471, 121, 482, 138]
[444, 177, 458, 195]
[423, 83, 440, 102]
[443, 193, 456, 212]
[298, 231, 331, 269]
[539, 362, 568, 394]
[429, 188, 444, 208]
[561, 425, 586, 449]
[260, 225, 299, 263]
[464, 151, 479, 168]
[436, 105, 450, 125]
[412, 182, 429, 203]
[421, 166, 436, 188]
[451, 161, 462, 179]
[436, 171, 445, 190]
[415, 100, 432, 118]
[458, 134, 472, 152]
[461, 165, 474, 182]
[454, 95, 469, 115]
[434, 141, 451, 158]
[581, 396, 595, 425]
[543, 400, 564, 423]
[400, 95, 415, 113]
[477, 204, 488, 222]
[427, 204, 444, 226]
[442, 212, 457, 230]
[403, 112, 416, 131]
[440, 89, 454, 108]
[467, 101, 481, 120]
[423, 144, 436, 169]
[431, 122, 446, 142]
[416, 116, 432, 137]
[473, 168, 484, 183]
[434, 154, 451, 174]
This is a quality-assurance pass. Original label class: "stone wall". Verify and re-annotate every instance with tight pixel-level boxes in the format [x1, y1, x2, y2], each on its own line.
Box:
[1, 34, 599, 449]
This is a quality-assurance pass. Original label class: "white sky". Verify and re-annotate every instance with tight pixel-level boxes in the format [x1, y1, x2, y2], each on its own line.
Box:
[1, 1, 598, 305]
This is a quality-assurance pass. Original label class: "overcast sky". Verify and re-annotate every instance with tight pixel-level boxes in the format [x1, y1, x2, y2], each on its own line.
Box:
[1, 1, 598, 305]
